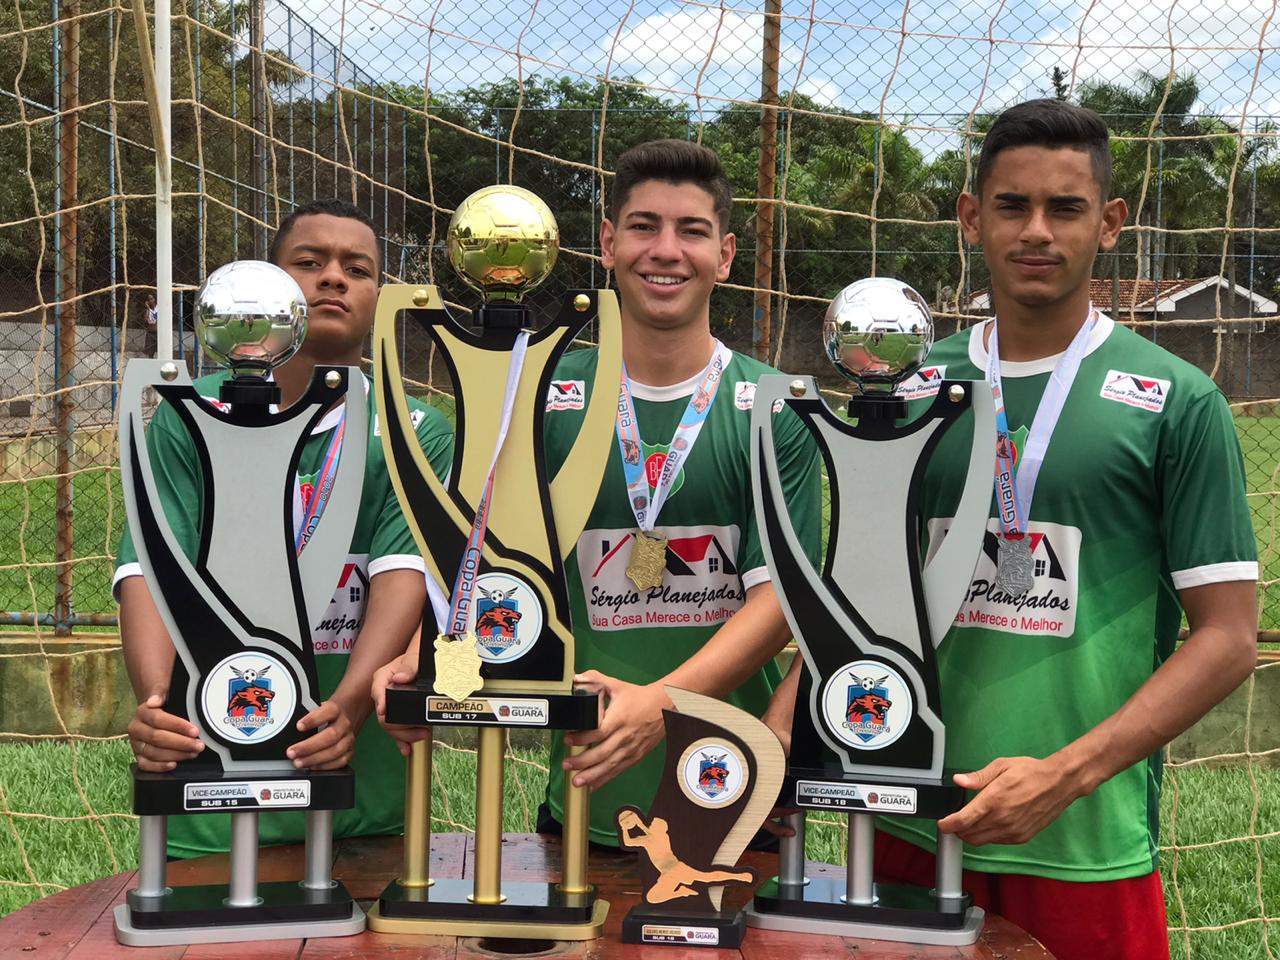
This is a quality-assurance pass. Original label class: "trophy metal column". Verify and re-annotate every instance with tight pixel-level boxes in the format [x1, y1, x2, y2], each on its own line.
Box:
[114, 262, 368, 945]
[366, 186, 621, 939]
[745, 278, 996, 945]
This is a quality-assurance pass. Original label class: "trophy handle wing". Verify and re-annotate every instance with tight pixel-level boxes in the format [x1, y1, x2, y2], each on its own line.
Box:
[372, 285, 455, 594]
[549, 290, 622, 560]
[919, 381, 996, 646]
[294, 368, 368, 631]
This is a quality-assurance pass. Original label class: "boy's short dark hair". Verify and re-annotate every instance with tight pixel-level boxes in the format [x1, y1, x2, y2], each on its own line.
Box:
[977, 99, 1113, 200]
[610, 140, 733, 235]
[268, 198, 382, 270]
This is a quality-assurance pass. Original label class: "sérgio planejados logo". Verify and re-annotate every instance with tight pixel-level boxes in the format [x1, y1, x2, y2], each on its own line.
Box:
[822, 659, 914, 750]
[201, 652, 297, 744]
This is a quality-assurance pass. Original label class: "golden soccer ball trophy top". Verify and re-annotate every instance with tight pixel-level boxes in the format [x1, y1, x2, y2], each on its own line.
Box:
[447, 185, 560, 304]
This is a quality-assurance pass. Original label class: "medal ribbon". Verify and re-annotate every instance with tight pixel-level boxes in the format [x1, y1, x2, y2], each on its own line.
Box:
[987, 306, 1098, 538]
[614, 340, 732, 533]
[422, 331, 531, 637]
[293, 409, 346, 556]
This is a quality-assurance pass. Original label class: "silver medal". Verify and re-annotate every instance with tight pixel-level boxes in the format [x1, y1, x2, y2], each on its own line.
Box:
[994, 536, 1035, 597]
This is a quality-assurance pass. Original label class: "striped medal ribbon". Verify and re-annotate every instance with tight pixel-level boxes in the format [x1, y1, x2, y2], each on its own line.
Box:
[987, 307, 1098, 597]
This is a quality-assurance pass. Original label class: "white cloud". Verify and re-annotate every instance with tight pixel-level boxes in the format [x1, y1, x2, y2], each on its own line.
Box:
[796, 76, 845, 108]
[606, 10, 766, 71]
[997, 0, 1280, 110]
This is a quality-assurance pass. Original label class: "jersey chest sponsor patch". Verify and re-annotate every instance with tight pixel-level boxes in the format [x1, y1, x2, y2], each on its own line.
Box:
[577, 525, 745, 632]
[546, 379, 586, 411]
[373, 408, 427, 436]
[1099, 370, 1171, 413]
[734, 381, 756, 410]
[926, 519, 1081, 638]
[311, 553, 369, 654]
[894, 365, 946, 400]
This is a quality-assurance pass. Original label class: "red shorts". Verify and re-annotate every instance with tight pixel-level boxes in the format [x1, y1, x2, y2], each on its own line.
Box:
[873, 831, 1169, 960]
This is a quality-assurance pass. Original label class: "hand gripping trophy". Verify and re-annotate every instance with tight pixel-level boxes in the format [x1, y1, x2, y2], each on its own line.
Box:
[745, 278, 997, 945]
[114, 262, 368, 944]
[368, 186, 621, 938]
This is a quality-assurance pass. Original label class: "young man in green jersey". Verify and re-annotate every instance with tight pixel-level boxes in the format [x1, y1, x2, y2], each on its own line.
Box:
[765, 100, 1258, 959]
[373, 140, 822, 846]
[116, 199, 453, 858]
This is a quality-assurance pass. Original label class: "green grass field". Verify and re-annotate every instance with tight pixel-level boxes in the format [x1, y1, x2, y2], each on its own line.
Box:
[0, 739, 1276, 956]
[0, 468, 123, 625]
[1236, 414, 1280, 631]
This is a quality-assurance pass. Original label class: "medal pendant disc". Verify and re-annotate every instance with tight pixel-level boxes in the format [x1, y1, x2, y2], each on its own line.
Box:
[433, 632, 484, 702]
[994, 536, 1035, 598]
[626, 531, 668, 591]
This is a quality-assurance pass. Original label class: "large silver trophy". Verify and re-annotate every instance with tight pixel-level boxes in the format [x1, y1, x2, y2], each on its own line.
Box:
[745, 278, 996, 945]
[114, 262, 368, 945]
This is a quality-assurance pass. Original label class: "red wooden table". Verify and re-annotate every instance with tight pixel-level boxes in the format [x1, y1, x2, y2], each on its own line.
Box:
[0, 834, 1052, 959]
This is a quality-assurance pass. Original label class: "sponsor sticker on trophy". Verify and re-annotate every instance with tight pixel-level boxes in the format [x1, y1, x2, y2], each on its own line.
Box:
[472, 573, 543, 663]
[183, 781, 313, 811]
[793, 781, 918, 813]
[424, 696, 551, 726]
[677, 739, 750, 808]
[201, 653, 299, 743]
[820, 660, 914, 751]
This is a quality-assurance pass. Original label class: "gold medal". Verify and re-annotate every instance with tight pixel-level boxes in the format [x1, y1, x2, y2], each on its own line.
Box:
[433, 632, 484, 702]
[626, 530, 668, 591]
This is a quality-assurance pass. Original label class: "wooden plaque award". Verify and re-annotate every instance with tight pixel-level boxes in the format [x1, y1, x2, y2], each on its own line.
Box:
[615, 688, 785, 949]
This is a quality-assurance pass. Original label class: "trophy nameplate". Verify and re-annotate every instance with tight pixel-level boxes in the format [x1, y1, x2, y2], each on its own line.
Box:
[616, 688, 784, 949]
[744, 278, 995, 946]
[113, 262, 368, 945]
[366, 186, 619, 940]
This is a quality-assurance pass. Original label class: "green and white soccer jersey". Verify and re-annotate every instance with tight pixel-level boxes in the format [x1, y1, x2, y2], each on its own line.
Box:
[115, 371, 453, 858]
[542, 347, 823, 845]
[881, 314, 1257, 881]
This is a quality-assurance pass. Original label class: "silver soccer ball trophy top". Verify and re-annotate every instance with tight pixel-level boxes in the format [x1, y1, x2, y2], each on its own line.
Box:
[823, 277, 934, 392]
[195, 261, 308, 377]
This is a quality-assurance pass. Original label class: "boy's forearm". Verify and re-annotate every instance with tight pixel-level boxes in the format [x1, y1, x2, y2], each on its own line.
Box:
[118, 575, 177, 701]
[331, 568, 426, 728]
[762, 652, 803, 750]
[661, 582, 791, 697]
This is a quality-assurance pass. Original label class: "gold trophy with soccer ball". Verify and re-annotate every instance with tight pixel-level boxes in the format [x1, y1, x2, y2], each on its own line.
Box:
[367, 186, 622, 938]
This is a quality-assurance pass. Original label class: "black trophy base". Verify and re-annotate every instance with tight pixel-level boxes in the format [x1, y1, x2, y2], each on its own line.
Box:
[113, 880, 364, 945]
[746, 877, 983, 946]
[131, 763, 356, 816]
[384, 684, 599, 731]
[786, 769, 968, 820]
[622, 906, 744, 948]
[368, 878, 608, 939]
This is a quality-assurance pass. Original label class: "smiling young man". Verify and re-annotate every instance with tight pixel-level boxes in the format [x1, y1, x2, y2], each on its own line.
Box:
[534, 139, 822, 845]
[767, 99, 1258, 959]
[373, 140, 822, 845]
[116, 199, 453, 858]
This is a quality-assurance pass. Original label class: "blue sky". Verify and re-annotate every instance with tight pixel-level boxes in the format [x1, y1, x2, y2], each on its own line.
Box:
[264, 0, 1279, 160]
